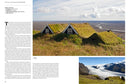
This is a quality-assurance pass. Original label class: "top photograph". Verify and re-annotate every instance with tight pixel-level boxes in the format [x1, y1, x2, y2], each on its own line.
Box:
[33, 0, 125, 56]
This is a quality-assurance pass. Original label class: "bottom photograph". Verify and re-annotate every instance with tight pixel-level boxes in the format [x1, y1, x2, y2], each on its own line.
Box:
[79, 57, 125, 84]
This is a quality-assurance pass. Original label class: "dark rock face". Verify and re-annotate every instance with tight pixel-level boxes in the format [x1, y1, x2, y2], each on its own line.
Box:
[79, 63, 89, 75]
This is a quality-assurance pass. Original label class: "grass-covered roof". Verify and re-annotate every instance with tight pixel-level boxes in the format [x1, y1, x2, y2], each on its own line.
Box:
[43, 23, 123, 45]
[71, 23, 96, 38]
[95, 31, 123, 44]
[48, 24, 68, 33]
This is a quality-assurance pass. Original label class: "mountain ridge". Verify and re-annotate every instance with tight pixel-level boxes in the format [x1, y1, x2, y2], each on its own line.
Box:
[90, 60, 125, 73]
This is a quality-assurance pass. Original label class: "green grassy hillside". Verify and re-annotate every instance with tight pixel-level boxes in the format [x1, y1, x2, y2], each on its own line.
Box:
[33, 23, 125, 56]
[79, 75, 125, 84]
[33, 30, 125, 56]
[97, 31, 123, 45]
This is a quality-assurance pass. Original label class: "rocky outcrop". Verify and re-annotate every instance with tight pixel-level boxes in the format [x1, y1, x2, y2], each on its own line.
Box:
[79, 63, 89, 75]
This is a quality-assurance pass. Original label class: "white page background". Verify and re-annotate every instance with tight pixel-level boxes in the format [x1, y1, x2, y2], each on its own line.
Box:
[0, 0, 130, 84]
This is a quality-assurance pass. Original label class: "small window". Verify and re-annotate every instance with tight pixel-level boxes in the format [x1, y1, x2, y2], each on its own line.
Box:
[45, 28, 49, 33]
[67, 28, 73, 34]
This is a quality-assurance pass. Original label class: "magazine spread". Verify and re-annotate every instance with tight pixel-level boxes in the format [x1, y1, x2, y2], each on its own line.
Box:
[0, 0, 130, 84]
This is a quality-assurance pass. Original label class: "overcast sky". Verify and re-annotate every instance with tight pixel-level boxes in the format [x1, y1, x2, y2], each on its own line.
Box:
[33, 0, 125, 21]
[79, 57, 125, 65]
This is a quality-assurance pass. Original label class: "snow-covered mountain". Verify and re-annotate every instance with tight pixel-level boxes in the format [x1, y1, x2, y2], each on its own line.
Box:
[86, 60, 125, 79]
[92, 60, 125, 72]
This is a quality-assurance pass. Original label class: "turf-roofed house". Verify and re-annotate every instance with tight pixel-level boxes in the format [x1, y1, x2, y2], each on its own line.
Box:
[41, 23, 123, 45]
[62, 24, 78, 34]
[89, 31, 123, 45]
[41, 24, 54, 34]
[42, 24, 68, 34]
[42, 23, 96, 36]
[33, 23, 125, 56]
[70, 23, 96, 38]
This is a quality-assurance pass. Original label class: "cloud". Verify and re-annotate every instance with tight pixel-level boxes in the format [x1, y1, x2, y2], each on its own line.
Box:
[107, 7, 125, 14]
[60, 6, 70, 11]
[56, 6, 71, 15]
[80, 7, 100, 19]
[33, 0, 125, 21]
[96, 7, 125, 17]
[89, 13, 100, 18]
[37, 7, 51, 13]
[81, 13, 100, 19]
[80, 14, 88, 18]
